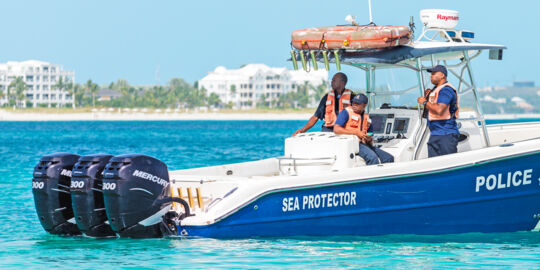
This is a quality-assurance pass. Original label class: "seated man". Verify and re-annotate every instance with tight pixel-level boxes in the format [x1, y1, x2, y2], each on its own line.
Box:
[334, 94, 394, 165]
[292, 72, 354, 136]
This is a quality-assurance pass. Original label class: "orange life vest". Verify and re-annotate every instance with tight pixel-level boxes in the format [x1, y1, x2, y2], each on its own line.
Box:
[428, 82, 459, 121]
[344, 107, 370, 142]
[324, 89, 352, 127]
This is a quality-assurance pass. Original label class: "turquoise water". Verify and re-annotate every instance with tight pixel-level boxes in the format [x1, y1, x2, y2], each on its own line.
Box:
[1, 119, 540, 268]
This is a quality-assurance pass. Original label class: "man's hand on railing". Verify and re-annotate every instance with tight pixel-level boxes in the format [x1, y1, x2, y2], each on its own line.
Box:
[292, 128, 304, 137]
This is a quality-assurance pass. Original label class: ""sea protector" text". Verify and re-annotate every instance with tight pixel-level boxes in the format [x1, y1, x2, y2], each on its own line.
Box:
[282, 192, 356, 212]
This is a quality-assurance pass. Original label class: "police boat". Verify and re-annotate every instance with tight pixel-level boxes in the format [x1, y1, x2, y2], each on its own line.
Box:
[32, 9, 540, 238]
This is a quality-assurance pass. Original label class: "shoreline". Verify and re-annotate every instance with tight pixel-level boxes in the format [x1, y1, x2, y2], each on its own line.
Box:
[0, 111, 312, 121]
[0, 110, 539, 121]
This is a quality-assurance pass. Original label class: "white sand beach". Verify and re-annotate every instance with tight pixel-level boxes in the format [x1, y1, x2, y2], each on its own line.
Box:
[0, 109, 538, 121]
[0, 110, 312, 121]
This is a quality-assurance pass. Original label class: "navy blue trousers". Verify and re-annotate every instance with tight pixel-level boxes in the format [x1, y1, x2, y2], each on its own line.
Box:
[427, 133, 459, 158]
[358, 143, 394, 165]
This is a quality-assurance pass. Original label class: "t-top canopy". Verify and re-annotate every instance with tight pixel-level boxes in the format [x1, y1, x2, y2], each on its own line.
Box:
[293, 41, 506, 66]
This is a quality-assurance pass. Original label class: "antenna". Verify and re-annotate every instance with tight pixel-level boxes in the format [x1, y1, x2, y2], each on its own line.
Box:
[346, 0, 375, 26]
[409, 16, 415, 40]
[368, 0, 373, 25]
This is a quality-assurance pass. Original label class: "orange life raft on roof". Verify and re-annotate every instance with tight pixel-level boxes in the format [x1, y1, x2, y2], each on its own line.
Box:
[292, 25, 411, 50]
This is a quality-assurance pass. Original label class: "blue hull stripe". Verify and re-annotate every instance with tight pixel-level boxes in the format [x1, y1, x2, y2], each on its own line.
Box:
[179, 151, 540, 238]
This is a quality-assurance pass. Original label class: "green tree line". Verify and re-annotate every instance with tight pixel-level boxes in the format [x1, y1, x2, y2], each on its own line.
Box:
[2, 76, 329, 109]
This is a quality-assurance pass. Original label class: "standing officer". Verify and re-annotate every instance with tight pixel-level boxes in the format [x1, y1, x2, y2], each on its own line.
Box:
[417, 65, 460, 157]
[292, 72, 353, 136]
[334, 94, 394, 165]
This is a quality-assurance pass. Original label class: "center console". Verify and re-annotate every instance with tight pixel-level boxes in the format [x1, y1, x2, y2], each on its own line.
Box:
[368, 107, 419, 147]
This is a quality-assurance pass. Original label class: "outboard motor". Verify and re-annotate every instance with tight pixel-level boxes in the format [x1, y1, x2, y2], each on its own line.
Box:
[102, 154, 189, 238]
[70, 154, 116, 237]
[32, 153, 81, 235]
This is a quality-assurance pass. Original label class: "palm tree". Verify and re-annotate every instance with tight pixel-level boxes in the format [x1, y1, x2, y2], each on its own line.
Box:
[16, 87, 26, 108]
[70, 84, 84, 108]
[113, 79, 131, 108]
[207, 92, 221, 108]
[8, 77, 27, 108]
[54, 77, 65, 108]
[86, 79, 99, 108]
[64, 82, 76, 109]
[257, 94, 268, 108]
[91, 83, 99, 107]
[0, 89, 5, 104]
[281, 91, 298, 109]
[115, 79, 129, 94]
[297, 81, 311, 108]
[312, 82, 327, 104]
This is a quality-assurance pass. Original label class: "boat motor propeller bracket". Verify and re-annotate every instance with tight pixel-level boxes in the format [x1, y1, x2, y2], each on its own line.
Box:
[32, 153, 81, 236]
[32, 153, 191, 238]
[70, 154, 116, 237]
[101, 154, 189, 238]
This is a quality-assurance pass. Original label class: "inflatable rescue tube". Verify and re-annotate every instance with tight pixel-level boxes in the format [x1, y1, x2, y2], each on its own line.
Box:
[292, 25, 411, 50]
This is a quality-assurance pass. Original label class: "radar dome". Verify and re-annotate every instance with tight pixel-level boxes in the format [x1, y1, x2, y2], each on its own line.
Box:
[420, 9, 459, 29]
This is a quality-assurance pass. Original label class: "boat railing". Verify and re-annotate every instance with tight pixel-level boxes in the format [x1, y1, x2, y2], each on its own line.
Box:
[456, 117, 483, 122]
[277, 156, 337, 175]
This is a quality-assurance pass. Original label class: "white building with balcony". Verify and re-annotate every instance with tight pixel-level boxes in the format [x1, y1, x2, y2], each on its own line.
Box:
[0, 60, 75, 107]
[198, 64, 328, 109]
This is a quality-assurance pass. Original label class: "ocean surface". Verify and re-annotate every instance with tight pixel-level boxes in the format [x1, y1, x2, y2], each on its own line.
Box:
[1, 119, 539, 269]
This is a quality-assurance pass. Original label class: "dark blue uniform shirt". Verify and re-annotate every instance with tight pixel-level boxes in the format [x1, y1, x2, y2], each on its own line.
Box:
[427, 86, 459, 135]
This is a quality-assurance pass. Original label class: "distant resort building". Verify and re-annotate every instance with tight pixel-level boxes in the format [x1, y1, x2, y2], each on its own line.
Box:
[97, 88, 122, 102]
[198, 64, 328, 109]
[0, 60, 75, 107]
[476, 81, 539, 114]
[513, 81, 535, 88]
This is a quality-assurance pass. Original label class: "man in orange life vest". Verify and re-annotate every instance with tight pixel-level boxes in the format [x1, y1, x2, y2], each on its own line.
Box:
[292, 73, 353, 136]
[417, 65, 460, 157]
[334, 94, 394, 165]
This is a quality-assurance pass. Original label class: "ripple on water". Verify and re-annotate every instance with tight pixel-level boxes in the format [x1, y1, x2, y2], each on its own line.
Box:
[0, 120, 540, 268]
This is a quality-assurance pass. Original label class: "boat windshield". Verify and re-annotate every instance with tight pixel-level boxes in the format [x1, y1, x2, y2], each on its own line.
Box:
[359, 67, 424, 109]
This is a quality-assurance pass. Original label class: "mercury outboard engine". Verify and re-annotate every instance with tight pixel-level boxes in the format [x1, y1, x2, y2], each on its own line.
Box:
[32, 153, 81, 235]
[70, 154, 116, 237]
[102, 154, 190, 238]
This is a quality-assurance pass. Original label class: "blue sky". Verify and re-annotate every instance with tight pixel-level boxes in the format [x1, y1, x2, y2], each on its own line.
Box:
[1, 0, 538, 88]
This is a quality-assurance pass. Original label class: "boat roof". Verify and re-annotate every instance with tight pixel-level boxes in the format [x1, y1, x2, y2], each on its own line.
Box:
[297, 41, 507, 66]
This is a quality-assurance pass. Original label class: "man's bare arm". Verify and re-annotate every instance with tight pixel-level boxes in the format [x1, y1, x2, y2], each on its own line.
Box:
[417, 96, 449, 117]
[292, 115, 319, 136]
[425, 102, 449, 116]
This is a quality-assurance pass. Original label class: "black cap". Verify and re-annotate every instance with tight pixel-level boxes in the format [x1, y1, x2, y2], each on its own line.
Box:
[351, 94, 368, 104]
[427, 65, 447, 77]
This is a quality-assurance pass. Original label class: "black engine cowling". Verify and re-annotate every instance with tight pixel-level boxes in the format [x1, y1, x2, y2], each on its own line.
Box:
[70, 154, 116, 237]
[32, 153, 81, 235]
[102, 154, 177, 238]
